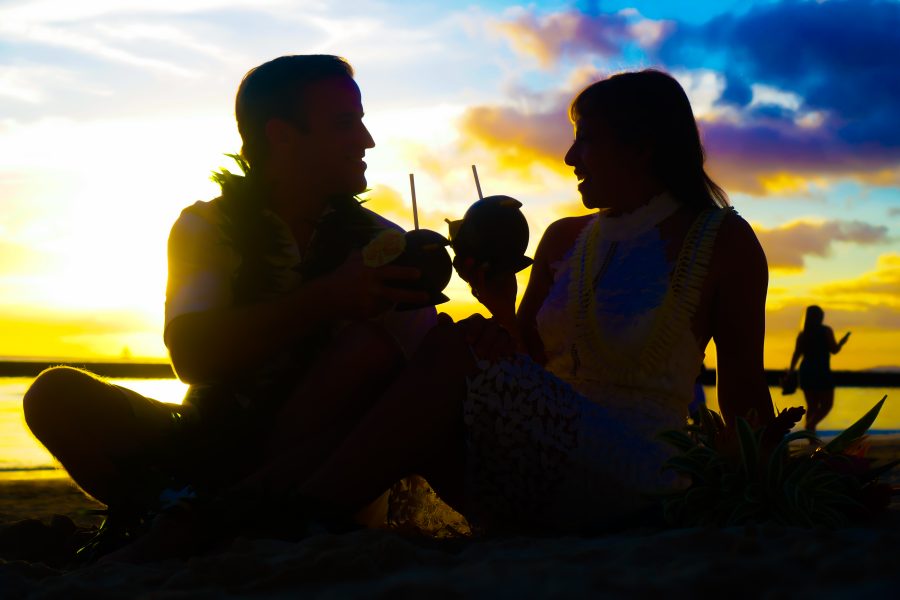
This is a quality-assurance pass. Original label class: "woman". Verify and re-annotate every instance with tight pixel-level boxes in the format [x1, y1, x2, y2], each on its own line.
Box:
[786, 305, 850, 434]
[288, 69, 775, 534]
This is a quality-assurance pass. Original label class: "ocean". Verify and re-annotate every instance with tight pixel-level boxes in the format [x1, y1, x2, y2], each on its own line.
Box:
[1, 377, 897, 478]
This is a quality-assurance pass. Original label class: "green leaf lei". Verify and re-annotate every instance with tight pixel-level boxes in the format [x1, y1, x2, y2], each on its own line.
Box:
[211, 154, 385, 304]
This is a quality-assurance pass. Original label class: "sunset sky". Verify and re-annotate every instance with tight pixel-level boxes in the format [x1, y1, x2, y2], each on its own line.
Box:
[1, 0, 898, 370]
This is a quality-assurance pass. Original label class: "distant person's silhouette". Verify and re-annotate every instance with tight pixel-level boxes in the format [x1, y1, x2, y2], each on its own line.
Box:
[786, 305, 850, 434]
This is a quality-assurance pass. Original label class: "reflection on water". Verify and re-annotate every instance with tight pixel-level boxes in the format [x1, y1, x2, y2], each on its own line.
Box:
[703, 386, 898, 433]
[0, 378, 896, 477]
[0, 377, 188, 479]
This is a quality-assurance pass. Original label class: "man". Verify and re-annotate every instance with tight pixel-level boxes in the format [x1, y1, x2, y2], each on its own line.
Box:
[22, 55, 437, 555]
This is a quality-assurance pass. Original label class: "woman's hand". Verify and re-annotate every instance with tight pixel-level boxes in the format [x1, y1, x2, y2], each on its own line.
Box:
[458, 313, 517, 362]
[457, 258, 517, 322]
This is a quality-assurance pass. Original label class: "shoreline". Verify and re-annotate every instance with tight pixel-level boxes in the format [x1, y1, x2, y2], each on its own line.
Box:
[2, 360, 899, 386]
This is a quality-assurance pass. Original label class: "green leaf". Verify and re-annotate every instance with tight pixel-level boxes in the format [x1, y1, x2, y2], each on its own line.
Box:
[860, 459, 900, 483]
[657, 430, 697, 452]
[662, 456, 710, 481]
[824, 396, 887, 454]
[736, 417, 759, 479]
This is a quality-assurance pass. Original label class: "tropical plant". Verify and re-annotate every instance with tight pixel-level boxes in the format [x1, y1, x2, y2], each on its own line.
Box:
[658, 396, 896, 527]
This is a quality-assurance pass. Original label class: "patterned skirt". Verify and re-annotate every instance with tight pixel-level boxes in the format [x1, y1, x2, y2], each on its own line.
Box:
[462, 355, 684, 533]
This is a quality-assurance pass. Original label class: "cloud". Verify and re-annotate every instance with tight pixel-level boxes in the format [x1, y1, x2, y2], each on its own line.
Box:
[765, 300, 900, 335]
[0, 305, 165, 359]
[814, 253, 900, 301]
[489, 7, 672, 67]
[458, 104, 572, 173]
[659, 0, 900, 193]
[755, 220, 890, 271]
[480, 1, 900, 194]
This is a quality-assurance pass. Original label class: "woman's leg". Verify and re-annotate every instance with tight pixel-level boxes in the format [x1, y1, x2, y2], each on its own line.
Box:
[803, 389, 828, 434]
[22, 367, 181, 505]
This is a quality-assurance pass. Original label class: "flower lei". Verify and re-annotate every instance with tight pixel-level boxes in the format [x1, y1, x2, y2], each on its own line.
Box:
[566, 205, 731, 380]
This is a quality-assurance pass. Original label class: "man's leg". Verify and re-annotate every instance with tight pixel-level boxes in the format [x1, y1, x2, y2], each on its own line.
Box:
[290, 318, 475, 515]
[237, 320, 408, 496]
[22, 367, 181, 506]
[267, 319, 406, 455]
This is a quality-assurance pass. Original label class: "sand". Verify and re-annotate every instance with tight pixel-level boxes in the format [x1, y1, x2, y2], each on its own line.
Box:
[3, 438, 900, 598]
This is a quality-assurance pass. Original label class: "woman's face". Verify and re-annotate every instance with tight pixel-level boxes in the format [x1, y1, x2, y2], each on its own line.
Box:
[564, 115, 649, 211]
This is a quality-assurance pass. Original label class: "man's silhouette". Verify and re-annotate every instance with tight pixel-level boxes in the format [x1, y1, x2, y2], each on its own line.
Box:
[22, 55, 437, 555]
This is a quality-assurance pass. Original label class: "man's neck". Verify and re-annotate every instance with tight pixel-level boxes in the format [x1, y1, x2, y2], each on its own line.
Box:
[266, 178, 327, 245]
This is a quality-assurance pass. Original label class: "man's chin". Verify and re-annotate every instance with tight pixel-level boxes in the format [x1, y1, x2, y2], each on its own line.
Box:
[332, 177, 368, 197]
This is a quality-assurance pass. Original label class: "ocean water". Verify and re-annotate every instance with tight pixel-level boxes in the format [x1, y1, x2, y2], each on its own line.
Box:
[0, 377, 896, 478]
[1, 377, 188, 479]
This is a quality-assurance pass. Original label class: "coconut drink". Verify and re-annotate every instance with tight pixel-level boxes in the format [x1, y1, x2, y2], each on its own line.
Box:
[361, 176, 453, 310]
[445, 194, 533, 278]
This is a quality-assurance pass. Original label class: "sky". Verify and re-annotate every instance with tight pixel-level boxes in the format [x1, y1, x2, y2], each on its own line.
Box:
[0, 0, 898, 370]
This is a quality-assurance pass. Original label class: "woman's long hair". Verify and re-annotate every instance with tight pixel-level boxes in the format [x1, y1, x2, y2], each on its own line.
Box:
[569, 69, 729, 209]
[800, 305, 826, 351]
[802, 305, 825, 335]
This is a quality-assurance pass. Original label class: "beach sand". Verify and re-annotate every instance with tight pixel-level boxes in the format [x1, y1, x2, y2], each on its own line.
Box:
[3, 438, 900, 598]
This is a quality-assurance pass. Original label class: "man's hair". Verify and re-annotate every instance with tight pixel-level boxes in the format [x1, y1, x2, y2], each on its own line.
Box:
[235, 55, 354, 168]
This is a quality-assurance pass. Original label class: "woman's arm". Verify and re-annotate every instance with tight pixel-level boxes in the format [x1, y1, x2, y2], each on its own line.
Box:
[829, 328, 851, 354]
[517, 216, 590, 363]
[789, 332, 803, 371]
[465, 215, 589, 362]
[711, 215, 775, 427]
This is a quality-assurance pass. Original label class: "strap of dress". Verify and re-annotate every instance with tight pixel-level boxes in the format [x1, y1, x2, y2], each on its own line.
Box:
[639, 206, 734, 371]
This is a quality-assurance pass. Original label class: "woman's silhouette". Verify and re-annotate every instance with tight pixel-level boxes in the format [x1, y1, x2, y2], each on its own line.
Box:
[787, 305, 851, 434]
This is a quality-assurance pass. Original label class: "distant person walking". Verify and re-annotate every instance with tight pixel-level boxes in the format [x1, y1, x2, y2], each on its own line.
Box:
[786, 305, 851, 434]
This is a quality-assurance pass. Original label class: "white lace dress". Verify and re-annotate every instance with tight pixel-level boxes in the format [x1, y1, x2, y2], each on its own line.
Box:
[462, 194, 731, 532]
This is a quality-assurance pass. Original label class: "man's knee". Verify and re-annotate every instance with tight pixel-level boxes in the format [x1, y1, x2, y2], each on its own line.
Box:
[22, 366, 102, 433]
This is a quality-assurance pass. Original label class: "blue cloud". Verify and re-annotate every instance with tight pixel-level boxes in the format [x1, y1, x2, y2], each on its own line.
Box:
[661, 0, 900, 150]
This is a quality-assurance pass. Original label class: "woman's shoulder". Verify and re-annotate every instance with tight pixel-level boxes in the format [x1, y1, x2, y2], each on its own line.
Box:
[536, 214, 594, 264]
[711, 208, 765, 264]
[541, 214, 594, 246]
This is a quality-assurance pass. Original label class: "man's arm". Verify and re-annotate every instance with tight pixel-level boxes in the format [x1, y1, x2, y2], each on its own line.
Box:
[166, 253, 428, 384]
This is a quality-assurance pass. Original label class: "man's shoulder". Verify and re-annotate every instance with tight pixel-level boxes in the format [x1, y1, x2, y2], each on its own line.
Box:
[360, 205, 405, 232]
[171, 197, 227, 231]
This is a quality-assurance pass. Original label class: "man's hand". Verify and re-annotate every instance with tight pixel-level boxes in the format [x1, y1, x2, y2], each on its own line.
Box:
[317, 252, 429, 319]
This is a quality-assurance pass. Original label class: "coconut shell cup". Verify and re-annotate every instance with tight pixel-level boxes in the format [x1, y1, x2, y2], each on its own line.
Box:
[389, 229, 452, 310]
[446, 195, 533, 279]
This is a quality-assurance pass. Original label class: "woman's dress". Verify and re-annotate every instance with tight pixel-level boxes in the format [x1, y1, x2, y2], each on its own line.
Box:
[798, 327, 835, 391]
[462, 193, 732, 532]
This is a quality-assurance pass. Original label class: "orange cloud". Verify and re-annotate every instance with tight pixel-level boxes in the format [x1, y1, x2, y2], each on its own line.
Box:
[813, 253, 900, 303]
[754, 220, 889, 271]
[458, 104, 571, 174]
[490, 8, 671, 67]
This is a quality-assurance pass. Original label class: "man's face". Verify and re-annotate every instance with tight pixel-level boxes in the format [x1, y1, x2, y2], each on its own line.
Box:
[290, 75, 375, 197]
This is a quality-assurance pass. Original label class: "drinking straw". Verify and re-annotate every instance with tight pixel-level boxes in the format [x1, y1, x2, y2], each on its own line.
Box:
[472, 165, 484, 200]
[409, 173, 419, 230]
